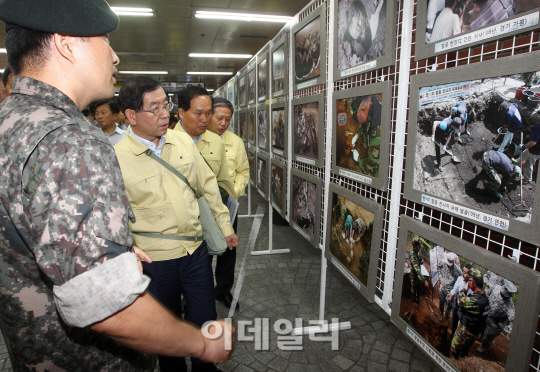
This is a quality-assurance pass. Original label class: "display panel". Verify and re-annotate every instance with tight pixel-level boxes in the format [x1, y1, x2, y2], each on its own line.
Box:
[257, 104, 269, 151]
[292, 94, 325, 168]
[292, 3, 327, 91]
[332, 80, 392, 191]
[271, 102, 288, 158]
[289, 168, 322, 248]
[416, 0, 540, 60]
[256, 152, 268, 200]
[333, 0, 396, 80]
[392, 216, 540, 372]
[257, 51, 268, 102]
[248, 148, 256, 187]
[271, 158, 287, 217]
[248, 108, 256, 146]
[248, 67, 256, 104]
[239, 73, 247, 107]
[404, 52, 540, 245]
[238, 110, 247, 142]
[324, 183, 382, 301]
[271, 34, 288, 97]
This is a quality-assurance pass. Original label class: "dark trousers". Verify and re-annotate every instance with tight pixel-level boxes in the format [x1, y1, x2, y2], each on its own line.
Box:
[142, 242, 217, 372]
[213, 216, 238, 297]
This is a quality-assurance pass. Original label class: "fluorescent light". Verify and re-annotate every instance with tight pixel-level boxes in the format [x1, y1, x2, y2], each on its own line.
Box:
[111, 7, 154, 16]
[168, 93, 174, 96]
[189, 53, 252, 59]
[118, 71, 168, 75]
[0, 48, 6, 54]
[195, 11, 292, 23]
[207, 89, 215, 92]
[187, 72, 233, 75]
[0, 69, 4, 73]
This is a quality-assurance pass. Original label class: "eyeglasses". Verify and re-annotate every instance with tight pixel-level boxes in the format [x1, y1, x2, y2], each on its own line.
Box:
[136, 102, 173, 116]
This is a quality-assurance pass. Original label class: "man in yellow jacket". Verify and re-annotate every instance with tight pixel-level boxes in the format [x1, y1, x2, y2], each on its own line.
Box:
[115, 76, 238, 372]
[206, 97, 250, 310]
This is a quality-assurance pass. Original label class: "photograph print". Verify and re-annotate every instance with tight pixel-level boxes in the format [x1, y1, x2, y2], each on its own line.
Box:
[248, 67, 256, 104]
[248, 148, 256, 186]
[257, 153, 268, 199]
[292, 94, 324, 167]
[392, 216, 540, 372]
[271, 159, 287, 216]
[290, 169, 321, 247]
[272, 102, 288, 157]
[325, 183, 382, 300]
[404, 53, 540, 244]
[257, 105, 269, 150]
[272, 35, 288, 97]
[248, 109, 256, 146]
[239, 111, 247, 141]
[258, 53, 268, 101]
[239, 74, 247, 107]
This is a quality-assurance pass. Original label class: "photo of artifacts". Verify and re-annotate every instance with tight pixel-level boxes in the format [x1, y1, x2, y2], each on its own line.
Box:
[248, 150, 256, 186]
[239, 76, 246, 106]
[271, 162, 285, 213]
[336, 0, 387, 72]
[248, 68, 256, 103]
[335, 93, 382, 178]
[291, 174, 317, 240]
[329, 192, 374, 287]
[294, 102, 320, 160]
[294, 15, 321, 84]
[272, 107, 286, 153]
[425, 0, 540, 44]
[248, 110, 256, 145]
[272, 43, 286, 94]
[258, 57, 267, 101]
[258, 108, 268, 149]
[239, 112, 247, 141]
[257, 156, 268, 197]
[400, 231, 518, 371]
[413, 71, 539, 223]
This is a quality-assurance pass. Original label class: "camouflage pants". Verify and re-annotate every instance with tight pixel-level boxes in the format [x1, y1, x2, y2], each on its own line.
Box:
[450, 322, 476, 359]
[481, 317, 503, 349]
[482, 152, 502, 193]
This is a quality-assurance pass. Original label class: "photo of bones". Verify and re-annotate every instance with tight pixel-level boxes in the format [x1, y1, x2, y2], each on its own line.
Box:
[336, 93, 382, 177]
[295, 16, 321, 83]
[271, 163, 284, 210]
[337, 0, 387, 71]
[414, 72, 539, 221]
[248, 110, 256, 145]
[273, 44, 286, 93]
[425, 0, 540, 44]
[291, 175, 317, 238]
[329, 193, 374, 286]
[239, 76, 246, 106]
[257, 157, 267, 194]
[239, 112, 247, 140]
[400, 231, 518, 371]
[294, 102, 319, 159]
[248, 68, 256, 102]
[272, 108, 286, 151]
[248, 151, 256, 184]
[258, 59, 267, 100]
[258, 109, 268, 148]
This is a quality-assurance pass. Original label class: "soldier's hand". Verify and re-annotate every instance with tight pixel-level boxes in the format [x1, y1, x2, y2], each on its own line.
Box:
[446, 294, 452, 301]
[225, 234, 239, 249]
[198, 320, 235, 363]
[133, 246, 152, 274]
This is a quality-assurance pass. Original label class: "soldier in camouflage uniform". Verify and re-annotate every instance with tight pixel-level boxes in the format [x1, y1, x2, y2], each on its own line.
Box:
[351, 95, 382, 177]
[410, 237, 428, 304]
[450, 268, 490, 359]
[477, 279, 516, 353]
[0, 0, 232, 370]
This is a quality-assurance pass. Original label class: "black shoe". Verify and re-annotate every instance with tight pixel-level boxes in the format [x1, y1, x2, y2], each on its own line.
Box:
[216, 293, 239, 310]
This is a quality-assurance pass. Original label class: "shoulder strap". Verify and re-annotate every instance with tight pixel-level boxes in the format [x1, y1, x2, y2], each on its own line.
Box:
[143, 149, 201, 198]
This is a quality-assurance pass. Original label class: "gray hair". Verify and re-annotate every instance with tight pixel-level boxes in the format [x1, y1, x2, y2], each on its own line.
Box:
[212, 96, 234, 115]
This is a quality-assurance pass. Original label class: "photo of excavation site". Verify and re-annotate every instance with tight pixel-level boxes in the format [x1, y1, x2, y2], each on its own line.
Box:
[400, 231, 518, 371]
[239, 112, 247, 141]
[257, 157, 267, 196]
[272, 108, 286, 152]
[295, 16, 321, 83]
[271, 163, 285, 211]
[258, 59, 267, 100]
[248, 151, 256, 186]
[335, 94, 382, 178]
[294, 102, 320, 159]
[291, 175, 317, 239]
[273, 44, 286, 94]
[425, 0, 540, 44]
[239, 76, 246, 106]
[258, 109, 268, 149]
[329, 193, 374, 286]
[248, 110, 256, 145]
[413, 74, 539, 223]
[248, 69, 256, 103]
[337, 0, 387, 72]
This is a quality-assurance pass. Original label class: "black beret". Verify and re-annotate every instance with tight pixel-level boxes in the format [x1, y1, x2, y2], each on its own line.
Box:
[0, 0, 119, 36]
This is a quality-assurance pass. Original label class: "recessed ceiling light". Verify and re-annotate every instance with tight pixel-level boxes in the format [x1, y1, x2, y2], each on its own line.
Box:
[118, 71, 168, 75]
[195, 11, 292, 23]
[189, 53, 252, 59]
[187, 72, 233, 75]
[0, 48, 6, 53]
[111, 7, 154, 16]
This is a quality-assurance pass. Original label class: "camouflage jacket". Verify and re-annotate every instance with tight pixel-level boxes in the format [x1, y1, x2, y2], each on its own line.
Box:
[487, 285, 515, 327]
[410, 249, 425, 283]
[457, 289, 490, 334]
[0, 77, 153, 371]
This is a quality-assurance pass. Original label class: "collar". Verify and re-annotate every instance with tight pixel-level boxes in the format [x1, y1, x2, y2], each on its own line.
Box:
[113, 124, 127, 135]
[126, 127, 168, 155]
[180, 124, 202, 144]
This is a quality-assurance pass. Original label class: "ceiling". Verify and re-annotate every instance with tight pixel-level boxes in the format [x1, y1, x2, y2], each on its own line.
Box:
[0, 0, 311, 91]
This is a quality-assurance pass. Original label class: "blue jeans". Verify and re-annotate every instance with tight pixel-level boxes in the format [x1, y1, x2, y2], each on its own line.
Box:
[142, 242, 217, 372]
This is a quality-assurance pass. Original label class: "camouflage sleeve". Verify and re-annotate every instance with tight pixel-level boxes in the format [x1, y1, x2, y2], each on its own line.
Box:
[457, 292, 481, 315]
[410, 252, 426, 282]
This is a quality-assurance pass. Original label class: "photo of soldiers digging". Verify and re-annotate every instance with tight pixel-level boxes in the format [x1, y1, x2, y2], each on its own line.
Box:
[294, 102, 320, 159]
[294, 16, 321, 83]
[239, 76, 246, 106]
[272, 44, 286, 93]
[248, 69, 256, 103]
[272, 108, 286, 151]
[400, 232, 518, 371]
[248, 110, 256, 145]
[258, 109, 268, 148]
[291, 175, 317, 239]
[258, 59, 267, 100]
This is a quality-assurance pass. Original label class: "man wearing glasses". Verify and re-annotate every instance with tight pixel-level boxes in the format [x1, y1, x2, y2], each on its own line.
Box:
[115, 75, 238, 372]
